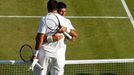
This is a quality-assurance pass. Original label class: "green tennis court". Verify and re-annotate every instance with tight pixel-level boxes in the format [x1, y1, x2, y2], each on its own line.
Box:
[0, 0, 134, 74]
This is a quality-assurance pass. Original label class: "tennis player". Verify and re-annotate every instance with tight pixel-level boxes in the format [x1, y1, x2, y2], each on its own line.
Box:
[57, 2, 77, 41]
[33, 0, 77, 75]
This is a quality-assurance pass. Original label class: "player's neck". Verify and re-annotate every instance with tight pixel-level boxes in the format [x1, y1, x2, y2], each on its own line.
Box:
[48, 10, 57, 13]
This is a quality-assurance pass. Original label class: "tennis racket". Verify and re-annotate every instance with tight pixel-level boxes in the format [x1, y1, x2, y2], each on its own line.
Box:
[19, 44, 43, 71]
[45, 14, 72, 39]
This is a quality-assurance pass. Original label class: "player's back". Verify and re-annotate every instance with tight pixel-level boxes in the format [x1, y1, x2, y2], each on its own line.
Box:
[40, 13, 67, 56]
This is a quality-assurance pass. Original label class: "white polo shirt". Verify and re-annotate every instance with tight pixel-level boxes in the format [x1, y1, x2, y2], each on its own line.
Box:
[38, 13, 74, 57]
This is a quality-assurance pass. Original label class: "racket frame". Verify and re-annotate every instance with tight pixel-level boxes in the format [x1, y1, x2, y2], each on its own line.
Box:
[19, 44, 33, 62]
[54, 14, 72, 39]
[19, 44, 43, 70]
[45, 14, 72, 39]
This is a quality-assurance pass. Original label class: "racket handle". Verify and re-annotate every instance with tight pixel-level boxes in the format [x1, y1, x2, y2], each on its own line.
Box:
[63, 32, 72, 39]
[29, 59, 43, 71]
[36, 63, 43, 70]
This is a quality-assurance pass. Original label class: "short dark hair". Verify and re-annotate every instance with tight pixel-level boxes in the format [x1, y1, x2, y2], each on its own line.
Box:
[47, 0, 58, 12]
[57, 2, 67, 9]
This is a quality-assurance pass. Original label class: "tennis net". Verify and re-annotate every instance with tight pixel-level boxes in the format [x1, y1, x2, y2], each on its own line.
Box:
[0, 59, 134, 75]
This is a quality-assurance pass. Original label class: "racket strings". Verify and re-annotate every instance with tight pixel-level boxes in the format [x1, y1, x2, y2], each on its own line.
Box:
[20, 45, 33, 62]
[45, 15, 60, 32]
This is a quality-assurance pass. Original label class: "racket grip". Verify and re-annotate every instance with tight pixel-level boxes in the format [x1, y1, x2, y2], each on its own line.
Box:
[29, 59, 43, 71]
[63, 32, 72, 39]
[36, 63, 43, 70]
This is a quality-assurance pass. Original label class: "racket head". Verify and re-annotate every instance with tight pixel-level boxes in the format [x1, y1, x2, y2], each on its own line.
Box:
[45, 14, 59, 32]
[20, 44, 33, 62]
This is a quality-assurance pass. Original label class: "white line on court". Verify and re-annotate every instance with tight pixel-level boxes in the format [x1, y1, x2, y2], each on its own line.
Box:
[121, 0, 134, 27]
[0, 15, 129, 19]
[0, 16, 41, 18]
[66, 16, 129, 19]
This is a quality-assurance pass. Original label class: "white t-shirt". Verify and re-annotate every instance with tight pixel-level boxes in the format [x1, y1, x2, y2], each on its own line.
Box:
[65, 18, 75, 33]
[38, 13, 74, 56]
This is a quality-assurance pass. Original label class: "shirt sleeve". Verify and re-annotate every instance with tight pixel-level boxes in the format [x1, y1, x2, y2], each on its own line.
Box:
[65, 19, 75, 33]
[55, 14, 75, 33]
[66, 19, 75, 29]
[37, 17, 47, 34]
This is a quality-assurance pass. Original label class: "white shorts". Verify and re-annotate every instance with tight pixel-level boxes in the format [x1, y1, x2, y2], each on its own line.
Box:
[33, 50, 65, 75]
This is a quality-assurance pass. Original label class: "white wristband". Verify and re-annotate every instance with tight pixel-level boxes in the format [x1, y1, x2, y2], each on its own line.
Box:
[47, 35, 53, 43]
[34, 50, 39, 57]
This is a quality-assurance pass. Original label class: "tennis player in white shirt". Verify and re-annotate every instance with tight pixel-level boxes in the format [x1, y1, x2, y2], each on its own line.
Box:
[33, 0, 77, 75]
[57, 2, 77, 41]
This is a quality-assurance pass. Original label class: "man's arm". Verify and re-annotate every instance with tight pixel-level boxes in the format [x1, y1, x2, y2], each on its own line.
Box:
[63, 18, 78, 41]
[35, 33, 63, 50]
[35, 33, 47, 50]
[69, 29, 78, 41]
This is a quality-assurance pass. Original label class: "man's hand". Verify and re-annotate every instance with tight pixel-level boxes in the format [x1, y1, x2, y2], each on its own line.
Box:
[58, 26, 67, 33]
[30, 55, 38, 62]
[53, 33, 63, 41]
[69, 29, 78, 41]
[29, 58, 39, 71]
